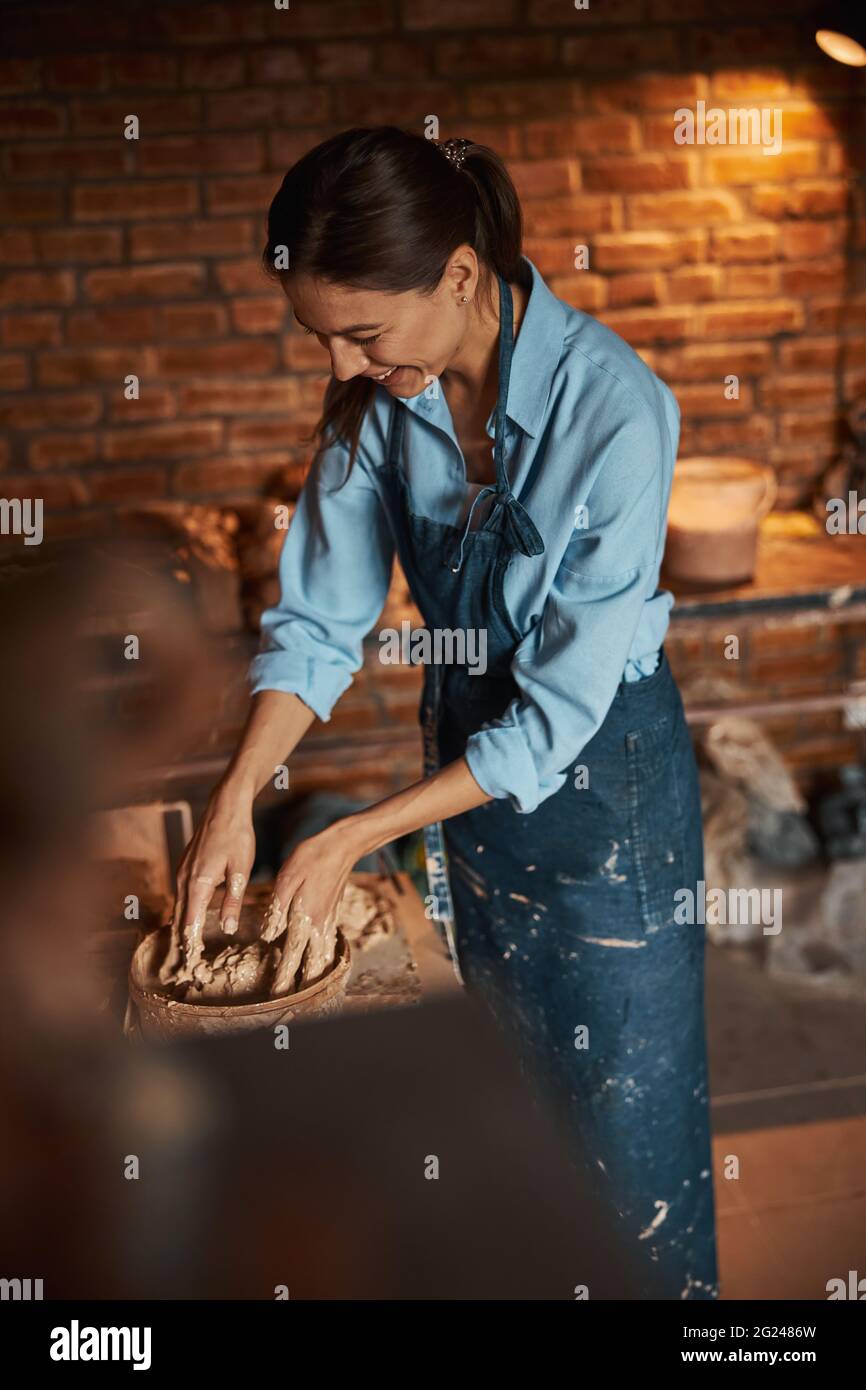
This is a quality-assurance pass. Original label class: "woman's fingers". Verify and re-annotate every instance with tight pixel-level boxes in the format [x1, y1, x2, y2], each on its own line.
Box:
[159, 866, 189, 983]
[300, 905, 338, 987]
[219, 865, 249, 936]
[174, 869, 220, 983]
[270, 895, 313, 996]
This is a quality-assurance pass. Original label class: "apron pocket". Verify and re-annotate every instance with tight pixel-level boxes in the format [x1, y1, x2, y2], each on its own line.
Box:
[625, 712, 687, 932]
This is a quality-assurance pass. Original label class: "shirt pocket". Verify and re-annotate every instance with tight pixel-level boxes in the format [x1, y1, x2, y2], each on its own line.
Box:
[625, 712, 687, 933]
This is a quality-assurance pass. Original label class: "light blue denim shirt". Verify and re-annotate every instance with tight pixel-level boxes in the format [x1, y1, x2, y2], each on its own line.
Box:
[249, 255, 680, 814]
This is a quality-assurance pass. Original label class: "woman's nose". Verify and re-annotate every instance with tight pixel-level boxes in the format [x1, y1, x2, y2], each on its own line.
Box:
[328, 340, 369, 381]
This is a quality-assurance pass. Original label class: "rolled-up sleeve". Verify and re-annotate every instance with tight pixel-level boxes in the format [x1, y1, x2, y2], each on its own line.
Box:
[248, 436, 394, 721]
[464, 403, 672, 814]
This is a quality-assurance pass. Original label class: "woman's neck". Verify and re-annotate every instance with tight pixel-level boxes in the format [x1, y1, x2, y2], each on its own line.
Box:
[441, 276, 528, 407]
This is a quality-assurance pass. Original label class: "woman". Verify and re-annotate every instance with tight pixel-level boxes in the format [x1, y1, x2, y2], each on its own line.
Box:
[171, 127, 719, 1300]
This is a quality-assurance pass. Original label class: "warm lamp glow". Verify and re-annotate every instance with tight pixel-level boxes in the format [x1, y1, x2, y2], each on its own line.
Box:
[815, 27, 866, 66]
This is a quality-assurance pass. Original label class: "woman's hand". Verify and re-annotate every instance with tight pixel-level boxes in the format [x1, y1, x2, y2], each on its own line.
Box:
[162, 782, 256, 984]
[262, 819, 367, 993]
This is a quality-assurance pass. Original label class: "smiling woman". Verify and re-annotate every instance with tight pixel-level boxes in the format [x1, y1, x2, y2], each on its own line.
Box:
[169, 124, 720, 1302]
[260, 126, 524, 476]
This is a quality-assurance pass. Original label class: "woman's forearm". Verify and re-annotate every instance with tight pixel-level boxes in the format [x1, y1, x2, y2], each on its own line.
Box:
[219, 689, 316, 805]
[343, 756, 493, 857]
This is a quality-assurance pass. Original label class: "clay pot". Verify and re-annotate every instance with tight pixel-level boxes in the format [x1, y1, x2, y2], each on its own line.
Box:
[664, 457, 778, 586]
[126, 925, 351, 1042]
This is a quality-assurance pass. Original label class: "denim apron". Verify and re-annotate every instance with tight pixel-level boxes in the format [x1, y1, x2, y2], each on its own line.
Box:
[375, 273, 719, 1301]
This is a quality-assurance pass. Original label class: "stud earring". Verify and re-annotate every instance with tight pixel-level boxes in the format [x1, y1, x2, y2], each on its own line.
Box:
[461, 295, 469, 303]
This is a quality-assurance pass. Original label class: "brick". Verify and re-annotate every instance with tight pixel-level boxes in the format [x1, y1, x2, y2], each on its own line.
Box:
[37, 228, 123, 264]
[751, 182, 848, 219]
[154, 340, 277, 377]
[0, 353, 28, 390]
[674, 381, 754, 415]
[548, 274, 607, 312]
[404, 0, 518, 28]
[589, 73, 707, 113]
[525, 195, 621, 236]
[315, 42, 375, 79]
[172, 454, 289, 496]
[266, 128, 331, 170]
[469, 84, 583, 122]
[28, 433, 98, 470]
[110, 53, 179, 89]
[37, 348, 157, 388]
[281, 332, 330, 371]
[137, 132, 264, 176]
[0, 230, 36, 263]
[205, 87, 330, 129]
[655, 341, 773, 380]
[377, 38, 435, 79]
[73, 181, 199, 222]
[181, 50, 246, 89]
[597, 308, 689, 345]
[628, 190, 742, 226]
[88, 467, 168, 502]
[215, 259, 273, 295]
[508, 159, 579, 199]
[583, 154, 695, 192]
[0, 270, 75, 306]
[435, 35, 557, 78]
[1, 311, 61, 348]
[0, 187, 64, 224]
[0, 391, 101, 429]
[131, 219, 253, 261]
[778, 338, 844, 371]
[3, 140, 126, 180]
[711, 224, 780, 262]
[761, 374, 837, 409]
[102, 421, 222, 463]
[232, 298, 289, 335]
[593, 230, 705, 270]
[157, 304, 229, 339]
[205, 175, 283, 215]
[779, 103, 849, 141]
[84, 263, 206, 302]
[144, 2, 267, 44]
[43, 55, 108, 90]
[726, 266, 780, 298]
[266, 1, 391, 39]
[689, 24, 805, 68]
[667, 265, 722, 301]
[780, 260, 846, 296]
[810, 297, 866, 332]
[107, 385, 177, 422]
[0, 59, 40, 94]
[679, 415, 774, 452]
[176, 378, 301, 415]
[607, 272, 663, 307]
[711, 69, 790, 99]
[228, 418, 314, 450]
[0, 474, 89, 507]
[333, 83, 457, 125]
[778, 412, 839, 445]
[780, 221, 846, 258]
[246, 47, 308, 85]
[0, 103, 66, 137]
[530, 0, 644, 21]
[699, 299, 805, 338]
[70, 95, 201, 135]
[66, 307, 158, 344]
[708, 147, 821, 185]
[562, 29, 681, 71]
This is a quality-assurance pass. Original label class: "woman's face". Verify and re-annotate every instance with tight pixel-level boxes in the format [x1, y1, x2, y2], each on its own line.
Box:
[284, 252, 479, 398]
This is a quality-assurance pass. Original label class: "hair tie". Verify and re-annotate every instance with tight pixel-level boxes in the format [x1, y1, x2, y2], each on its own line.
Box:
[435, 137, 471, 171]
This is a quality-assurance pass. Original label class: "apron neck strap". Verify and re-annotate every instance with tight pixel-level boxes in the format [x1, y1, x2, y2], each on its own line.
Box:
[492, 272, 514, 497]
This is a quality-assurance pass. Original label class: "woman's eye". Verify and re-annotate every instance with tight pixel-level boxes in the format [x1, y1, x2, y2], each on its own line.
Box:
[354, 334, 381, 346]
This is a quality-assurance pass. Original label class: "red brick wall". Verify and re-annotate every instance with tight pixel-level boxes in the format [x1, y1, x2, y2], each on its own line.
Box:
[1, 0, 865, 539]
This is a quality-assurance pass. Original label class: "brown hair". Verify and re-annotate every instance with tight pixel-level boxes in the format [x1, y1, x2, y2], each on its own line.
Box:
[261, 126, 525, 477]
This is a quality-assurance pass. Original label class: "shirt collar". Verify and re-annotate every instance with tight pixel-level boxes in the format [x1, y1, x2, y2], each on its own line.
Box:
[401, 254, 567, 440]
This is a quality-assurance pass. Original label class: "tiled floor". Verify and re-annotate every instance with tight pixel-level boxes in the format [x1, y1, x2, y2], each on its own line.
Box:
[707, 940, 866, 1300]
